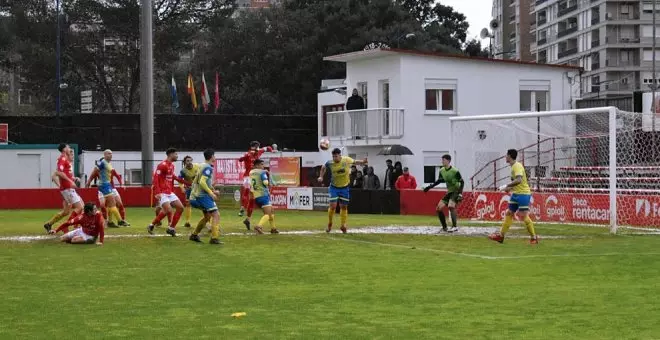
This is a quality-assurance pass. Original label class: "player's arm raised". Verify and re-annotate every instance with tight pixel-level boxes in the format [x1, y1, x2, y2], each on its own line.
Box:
[86, 167, 99, 188]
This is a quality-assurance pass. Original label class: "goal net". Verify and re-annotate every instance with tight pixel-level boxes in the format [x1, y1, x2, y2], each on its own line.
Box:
[449, 107, 660, 233]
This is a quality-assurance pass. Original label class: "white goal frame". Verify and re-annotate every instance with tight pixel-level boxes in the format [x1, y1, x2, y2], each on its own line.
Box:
[449, 106, 618, 234]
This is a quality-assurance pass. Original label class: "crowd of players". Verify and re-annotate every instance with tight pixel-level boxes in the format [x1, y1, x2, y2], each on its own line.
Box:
[42, 142, 539, 246]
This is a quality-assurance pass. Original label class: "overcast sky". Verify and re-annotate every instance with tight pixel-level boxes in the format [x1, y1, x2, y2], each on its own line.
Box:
[439, 0, 492, 41]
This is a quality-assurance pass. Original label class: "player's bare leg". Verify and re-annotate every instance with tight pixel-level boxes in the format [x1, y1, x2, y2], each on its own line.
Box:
[166, 199, 184, 237]
[148, 199, 171, 235]
[153, 206, 163, 227]
[436, 201, 448, 232]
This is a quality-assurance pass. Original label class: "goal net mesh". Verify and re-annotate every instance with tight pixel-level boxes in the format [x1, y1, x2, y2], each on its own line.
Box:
[450, 108, 660, 229]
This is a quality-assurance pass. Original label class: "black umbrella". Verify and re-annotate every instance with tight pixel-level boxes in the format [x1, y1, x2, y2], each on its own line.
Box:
[377, 145, 414, 156]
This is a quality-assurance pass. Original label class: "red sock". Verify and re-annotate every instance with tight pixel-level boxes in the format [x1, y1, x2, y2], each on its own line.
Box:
[170, 209, 182, 229]
[241, 188, 250, 210]
[152, 211, 167, 225]
[247, 199, 254, 218]
[101, 207, 108, 219]
[118, 204, 126, 220]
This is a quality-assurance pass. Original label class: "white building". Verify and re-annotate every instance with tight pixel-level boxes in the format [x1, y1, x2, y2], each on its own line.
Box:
[318, 48, 581, 189]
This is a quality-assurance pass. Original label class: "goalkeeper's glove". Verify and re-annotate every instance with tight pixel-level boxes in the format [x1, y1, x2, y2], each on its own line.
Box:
[456, 193, 463, 202]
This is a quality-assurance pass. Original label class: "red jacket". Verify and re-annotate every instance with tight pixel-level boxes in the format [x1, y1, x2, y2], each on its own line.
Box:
[395, 174, 417, 190]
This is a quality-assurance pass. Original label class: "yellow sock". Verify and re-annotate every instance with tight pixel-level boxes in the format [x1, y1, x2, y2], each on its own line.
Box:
[268, 215, 275, 230]
[109, 207, 122, 223]
[328, 206, 336, 225]
[340, 207, 348, 226]
[501, 214, 514, 235]
[210, 222, 220, 239]
[193, 217, 208, 235]
[524, 215, 536, 238]
[184, 205, 192, 223]
[47, 212, 66, 225]
[258, 214, 269, 227]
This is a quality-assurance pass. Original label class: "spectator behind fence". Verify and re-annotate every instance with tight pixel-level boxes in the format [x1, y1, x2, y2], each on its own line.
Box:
[395, 167, 417, 190]
[390, 161, 403, 187]
[384, 159, 394, 190]
[346, 88, 365, 139]
[352, 171, 364, 188]
[363, 166, 380, 190]
[349, 165, 358, 184]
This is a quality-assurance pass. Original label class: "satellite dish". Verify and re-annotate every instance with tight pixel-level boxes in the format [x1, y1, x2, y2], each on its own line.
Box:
[490, 19, 499, 30]
[480, 28, 491, 40]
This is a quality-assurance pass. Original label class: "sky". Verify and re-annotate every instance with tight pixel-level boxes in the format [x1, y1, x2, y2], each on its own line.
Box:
[439, 0, 492, 42]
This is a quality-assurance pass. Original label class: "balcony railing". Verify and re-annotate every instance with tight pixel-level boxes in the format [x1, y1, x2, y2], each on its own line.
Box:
[538, 37, 547, 45]
[558, 4, 578, 17]
[558, 47, 578, 59]
[605, 59, 638, 67]
[591, 39, 600, 48]
[324, 108, 405, 141]
[591, 16, 599, 25]
[557, 26, 578, 38]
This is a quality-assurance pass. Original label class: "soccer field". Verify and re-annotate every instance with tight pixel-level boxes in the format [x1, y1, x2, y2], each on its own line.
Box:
[1, 208, 660, 339]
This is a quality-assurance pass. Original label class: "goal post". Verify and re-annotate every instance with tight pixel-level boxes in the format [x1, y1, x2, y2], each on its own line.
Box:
[448, 106, 656, 234]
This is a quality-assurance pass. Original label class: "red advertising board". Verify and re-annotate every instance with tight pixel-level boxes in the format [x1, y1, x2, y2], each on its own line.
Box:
[268, 157, 300, 187]
[400, 190, 660, 227]
[214, 158, 246, 185]
[269, 186, 288, 209]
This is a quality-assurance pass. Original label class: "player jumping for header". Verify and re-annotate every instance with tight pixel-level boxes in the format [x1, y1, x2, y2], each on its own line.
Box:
[423, 154, 464, 233]
[488, 149, 539, 244]
[238, 140, 277, 229]
[250, 159, 278, 234]
[318, 148, 367, 233]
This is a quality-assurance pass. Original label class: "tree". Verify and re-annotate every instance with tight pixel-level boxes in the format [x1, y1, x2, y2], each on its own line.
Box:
[464, 38, 490, 58]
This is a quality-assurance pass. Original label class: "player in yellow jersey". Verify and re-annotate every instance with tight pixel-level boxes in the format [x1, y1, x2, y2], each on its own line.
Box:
[318, 148, 367, 233]
[188, 149, 222, 245]
[489, 149, 539, 244]
[249, 159, 278, 234]
[179, 156, 200, 228]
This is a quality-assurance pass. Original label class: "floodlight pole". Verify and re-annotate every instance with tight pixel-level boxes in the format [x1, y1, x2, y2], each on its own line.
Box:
[140, 0, 154, 185]
[536, 100, 541, 191]
[56, 0, 61, 116]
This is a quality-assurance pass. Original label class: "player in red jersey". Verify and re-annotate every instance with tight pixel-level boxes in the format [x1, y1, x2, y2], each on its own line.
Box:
[238, 140, 276, 230]
[50, 202, 105, 245]
[147, 148, 186, 237]
[43, 143, 83, 233]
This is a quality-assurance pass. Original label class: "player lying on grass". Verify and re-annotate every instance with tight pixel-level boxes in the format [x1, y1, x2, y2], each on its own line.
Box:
[423, 154, 464, 233]
[488, 149, 539, 244]
[49, 202, 104, 245]
[189, 149, 223, 245]
[44, 144, 83, 233]
[318, 148, 367, 233]
[250, 159, 278, 234]
[85, 149, 130, 228]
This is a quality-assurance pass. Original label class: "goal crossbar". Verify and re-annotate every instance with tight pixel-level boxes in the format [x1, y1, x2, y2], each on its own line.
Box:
[449, 106, 619, 234]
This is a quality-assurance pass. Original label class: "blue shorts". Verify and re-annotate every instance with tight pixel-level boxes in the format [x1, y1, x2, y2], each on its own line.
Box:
[98, 184, 113, 197]
[190, 196, 218, 213]
[508, 194, 531, 212]
[328, 185, 350, 205]
[185, 188, 192, 200]
[254, 195, 272, 208]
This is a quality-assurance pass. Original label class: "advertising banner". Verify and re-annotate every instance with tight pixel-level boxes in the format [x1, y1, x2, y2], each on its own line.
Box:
[214, 159, 246, 185]
[312, 187, 330, 211]
[286, 187, 313, 211]
[269, 186, 288, 209]
[269, 157, 300, 187]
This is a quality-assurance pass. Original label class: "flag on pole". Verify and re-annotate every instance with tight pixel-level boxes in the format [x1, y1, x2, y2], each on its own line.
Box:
[170, 75, 179, 112]
[200, 72, 210, 112]
[187, 73, 198, 111]
[214, 71, 220, 112]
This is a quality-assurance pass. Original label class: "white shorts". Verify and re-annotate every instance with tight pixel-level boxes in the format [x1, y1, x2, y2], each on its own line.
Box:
[243, 177, 251, 189]
[60, 189, 82, 206]
[159, 193, 180, 207]
[98, 189, 121, 203]
[63, 227, 95, 242]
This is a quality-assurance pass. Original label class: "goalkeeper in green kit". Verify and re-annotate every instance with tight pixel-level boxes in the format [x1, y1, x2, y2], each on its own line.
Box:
[423, 154, 465, 233]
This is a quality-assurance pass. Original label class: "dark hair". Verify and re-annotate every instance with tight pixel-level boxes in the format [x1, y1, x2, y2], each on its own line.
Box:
[182, 155, 193, 165]
[166, 147, 177, 156]
[442, 154, 451, 162]
[394, 161, 402, 167]
[203, 149, 214, 161]
[58, 143, 67, 152]
[253, 159, 264, 166]
[507, 149, 518, 160]
[386, 159, 393, 163]
[84, 202, 96, 214]
[331, 148, 341, 155]
[250, 141, 260, 148]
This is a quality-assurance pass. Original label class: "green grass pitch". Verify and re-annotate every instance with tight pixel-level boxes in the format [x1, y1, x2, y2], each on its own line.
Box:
[1, 207, 659, 339]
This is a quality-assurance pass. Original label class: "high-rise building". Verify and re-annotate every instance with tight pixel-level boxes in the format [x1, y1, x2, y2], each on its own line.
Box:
[530, 0, 659, 98]
[491, 0, 535, 61]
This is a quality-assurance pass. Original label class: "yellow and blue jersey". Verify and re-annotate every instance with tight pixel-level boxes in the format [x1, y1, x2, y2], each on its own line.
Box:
[180, 164, 200, 189]
[326, 156, 354, 188]
[96, 159, 114, 196]
[249, 169, 269, 198]
[191, 163, 214, 199]
[510, 162, 531, 195]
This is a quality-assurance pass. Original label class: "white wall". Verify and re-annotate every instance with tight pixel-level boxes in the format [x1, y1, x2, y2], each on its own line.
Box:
[346, 56, 402, 109]
[317, 90, 347, 142]
[0, 148, 64, 188]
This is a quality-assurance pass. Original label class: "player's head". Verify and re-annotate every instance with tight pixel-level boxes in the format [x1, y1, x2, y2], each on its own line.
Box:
[166, 147, 178, 162]
[253, 159, 265, 169]
[83, 202, 97, 216]
[103, 149, 113, 161]
[203, 148, 215, 163]
[442, 154, 451, 167]
[67, 148, 75, 161]
[249, 141, 260, 151]
[183, 155, 193, 168]
[506, 149, 518, 164]
[331, 148, 342, 162]
[58, 143, 70, 154]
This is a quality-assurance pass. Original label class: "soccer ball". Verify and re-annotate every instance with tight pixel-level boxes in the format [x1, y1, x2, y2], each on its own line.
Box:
[319, 138, 330, 151]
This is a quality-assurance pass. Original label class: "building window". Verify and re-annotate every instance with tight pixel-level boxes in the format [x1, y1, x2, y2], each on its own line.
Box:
[357, 82, 367, 108]
[425, 79, 457, 115]
[520, 91, 549, 111]
[423, 152, 449, 185]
